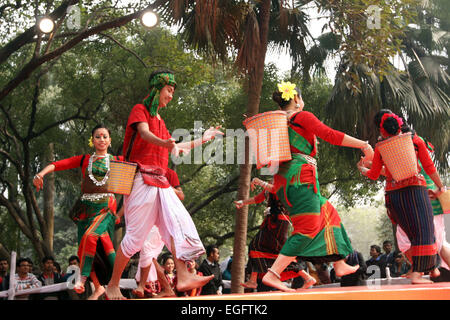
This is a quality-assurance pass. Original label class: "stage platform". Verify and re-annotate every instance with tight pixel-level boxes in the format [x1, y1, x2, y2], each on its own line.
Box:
[152, 282, 450, 300]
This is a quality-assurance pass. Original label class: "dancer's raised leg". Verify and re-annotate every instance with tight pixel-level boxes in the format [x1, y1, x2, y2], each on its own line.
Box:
[262, 254, 296, 292]
[169, 237, 214, 292]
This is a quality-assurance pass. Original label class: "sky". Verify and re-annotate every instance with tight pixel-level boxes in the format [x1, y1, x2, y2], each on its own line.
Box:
[265, 5, 338, 82]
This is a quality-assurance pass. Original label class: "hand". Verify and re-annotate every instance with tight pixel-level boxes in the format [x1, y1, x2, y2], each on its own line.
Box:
[234, 200, 244, 209]
[202, 126, 224, 142]
[429, 186, 447, 200]
[33, 174, 44, 192]
[362, 144, 374, 160]
[170, 144, 190, 157]
[250, 178, 263, 191]
[357, 161, 369, 176]
[163, 138, 176, 151]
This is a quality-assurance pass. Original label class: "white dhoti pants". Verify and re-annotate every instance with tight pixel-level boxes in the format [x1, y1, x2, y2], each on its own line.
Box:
[121, 173, 205, 266]
[396, 214, 449, 270]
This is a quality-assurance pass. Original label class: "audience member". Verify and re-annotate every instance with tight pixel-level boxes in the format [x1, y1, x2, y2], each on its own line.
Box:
[64, 255, 89, 300]
[0, 257, 10, 299]
[182, 260, 203, 297]
[380, 240, 395, 269]
[366, 245, 386, 278]
[198, 245, 223, 295]
[0, 257, 9, 285]
[161, 254, 177, 294]
[14, 257, 41, 300]
[390, 251, 411, 278]
[38, 256, 66, 300]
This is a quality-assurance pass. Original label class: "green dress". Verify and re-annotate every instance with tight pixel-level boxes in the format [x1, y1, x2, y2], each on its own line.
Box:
[274, 122, 353, 261]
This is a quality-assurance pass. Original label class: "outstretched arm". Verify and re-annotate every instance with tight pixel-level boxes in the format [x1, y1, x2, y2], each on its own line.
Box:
[251, 178, 279, 194]
[175, 126, 224, 155]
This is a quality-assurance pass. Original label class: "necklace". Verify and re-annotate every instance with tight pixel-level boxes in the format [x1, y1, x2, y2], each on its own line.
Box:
[88, 153, 110, 186]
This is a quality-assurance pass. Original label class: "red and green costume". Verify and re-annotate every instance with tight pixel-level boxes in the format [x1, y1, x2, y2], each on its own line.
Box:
[272, 111, 353, 261]
[53, 154, 120, 281]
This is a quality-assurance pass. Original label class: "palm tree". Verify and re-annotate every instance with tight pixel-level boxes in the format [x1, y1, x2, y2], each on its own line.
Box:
[323, 0, 449, 171]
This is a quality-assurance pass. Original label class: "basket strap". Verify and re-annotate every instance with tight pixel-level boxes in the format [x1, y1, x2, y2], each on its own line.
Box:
[125, 131, 137, 162]
[289, 111, 303, 129]
[79, 154, 86, 167]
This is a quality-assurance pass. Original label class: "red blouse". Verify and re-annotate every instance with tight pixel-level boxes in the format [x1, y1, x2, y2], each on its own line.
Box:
[366, 134, 436, 190]
[289, 111, 345, 156]
[52, 155, 89, 177]
[52, 154, 124, 177]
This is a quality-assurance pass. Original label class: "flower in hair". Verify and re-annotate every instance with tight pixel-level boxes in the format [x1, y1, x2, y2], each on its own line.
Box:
[277, 81, 297, 101]
[380, 113, 403, 137]
[88, 136, 94, 148]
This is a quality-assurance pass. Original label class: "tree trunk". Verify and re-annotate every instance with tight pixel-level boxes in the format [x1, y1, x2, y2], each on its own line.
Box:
[230, 0, 272, 294]
[43, 143, 55, 253]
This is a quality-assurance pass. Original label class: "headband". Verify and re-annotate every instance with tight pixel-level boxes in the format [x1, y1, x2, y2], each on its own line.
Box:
[143, 72, 177, 116]
[277, 81, 297, 101]
[380, 113, 403, 137]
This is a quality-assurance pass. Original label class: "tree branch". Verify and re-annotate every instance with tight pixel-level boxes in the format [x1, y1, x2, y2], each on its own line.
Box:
[0, 7, 150, 102]
[0, 0, 80, 65]
[98, 32, 148, 68]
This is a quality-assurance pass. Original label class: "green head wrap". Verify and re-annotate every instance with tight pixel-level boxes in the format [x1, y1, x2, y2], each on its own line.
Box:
[143, 72, 177, 116]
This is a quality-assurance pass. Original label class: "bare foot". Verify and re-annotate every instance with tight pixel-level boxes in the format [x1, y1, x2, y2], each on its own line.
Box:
[154, 288, 176, 298]
[104, 284, 126, 300]
[410, 272, 433, 284]
[176, 274, 214, 292]
[131, 287, 145, 299]
[241, 281, 257, 289]
[88, 285, 105, 300]
[262, 272, 295, 292]
[333, 259, 359, 277]
[430, 268, 440, 278]
[301, 277, 316, 289]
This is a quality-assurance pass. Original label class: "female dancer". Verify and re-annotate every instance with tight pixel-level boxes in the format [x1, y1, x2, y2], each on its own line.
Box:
[33, 125, 120, 299]
[235, 183, 316, 290]
[358, 110, 445, 284]
[254, 81, 373, 292]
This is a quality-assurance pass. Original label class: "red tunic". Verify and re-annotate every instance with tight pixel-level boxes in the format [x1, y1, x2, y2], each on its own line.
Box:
[123, 104, 172, 187]
[366, 134, 437, 191]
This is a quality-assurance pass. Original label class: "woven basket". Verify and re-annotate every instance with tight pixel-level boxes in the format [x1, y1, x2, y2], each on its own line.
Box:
[376, 133, 418, 182]
[107, 160, 137, 195]
[243, 110, 292, 169]
[438, 190, 450, 214]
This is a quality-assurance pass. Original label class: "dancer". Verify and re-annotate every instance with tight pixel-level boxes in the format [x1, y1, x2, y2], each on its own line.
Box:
[33, 124, 120, 300]
[378, 120, 450, 274]
[252, 81, 373, 292]
[235, 184, 316, 290]
[358, 110, 445, 284]
[105, 69, 222, 299]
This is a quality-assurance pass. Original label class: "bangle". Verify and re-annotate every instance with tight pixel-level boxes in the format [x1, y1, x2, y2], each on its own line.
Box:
[34, 174, 42, 180]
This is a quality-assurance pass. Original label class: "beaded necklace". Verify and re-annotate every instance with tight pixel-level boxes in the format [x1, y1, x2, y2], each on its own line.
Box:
[87, 153, 110, 186]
